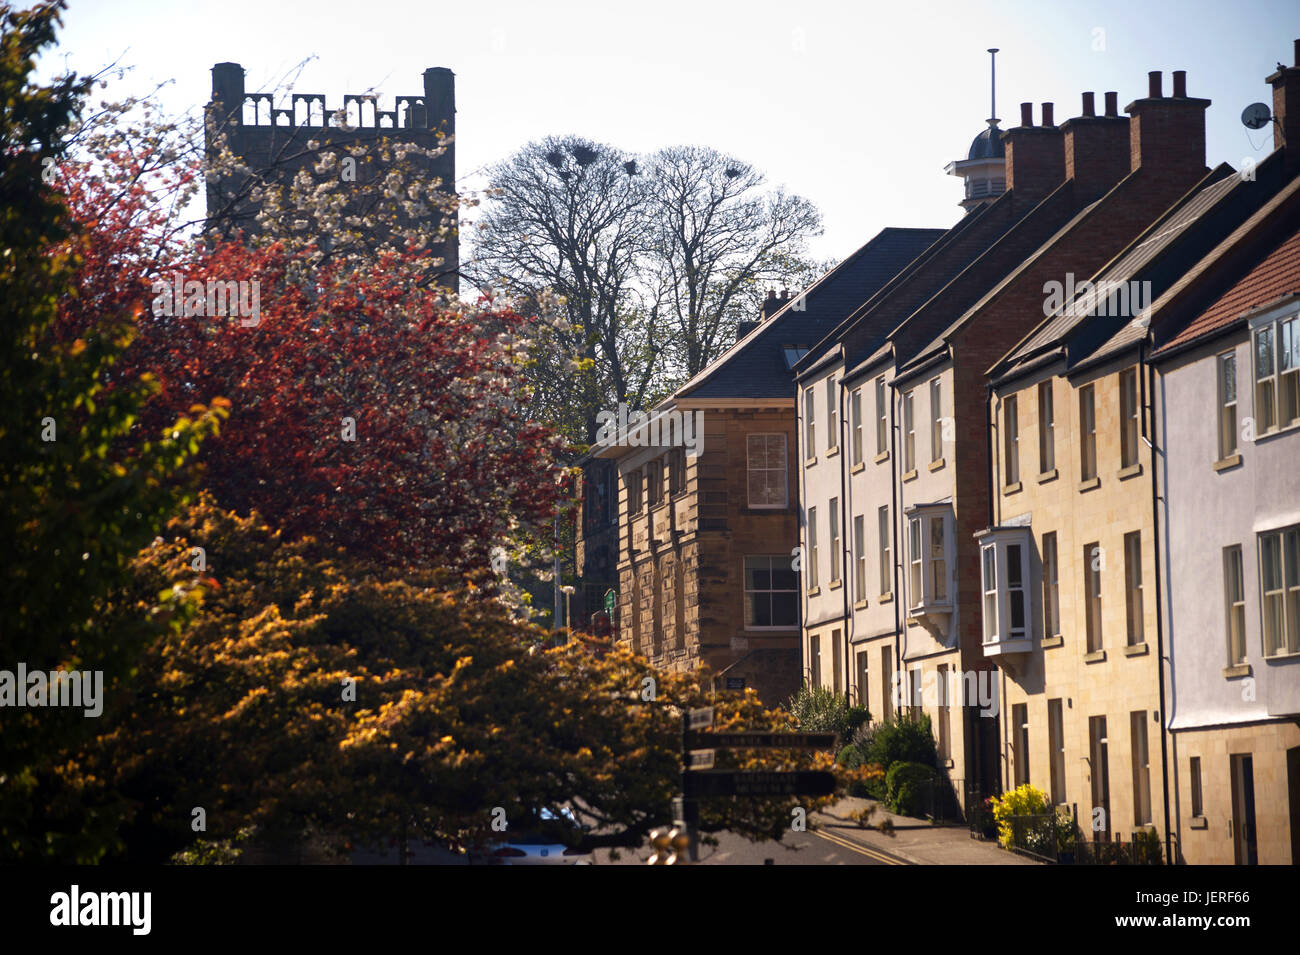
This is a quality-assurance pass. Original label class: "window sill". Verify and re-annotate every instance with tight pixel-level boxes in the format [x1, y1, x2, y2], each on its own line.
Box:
[804, 457, 817, 468]
[1078, 476, 1101, 493]
[1124, 641, 1149, 657]
[806, 587, 821, 597]
[1041, 634, 1064, 649]
[901, 469, 919, 483]
[827, 446, 840, 458]
[877, 593, 894, 604]
[874, 450, 890, 464]
[1084, 649, 1106, 664]
[1256, 420, 1300, 445]
[829, 579, 843, 591]
[1213, 453, 1242, 472]
[1263, 649, 1300, 661]
[851, 461, 866, 474]
[1038, 468, 1058, 484]
[942, 758, 955, 770]
[853, 599, 869, 610]
[1003, 480, 1023, 495]
[1117, 462, 1143, 481]
[1222, 663, 1251, 679]
[929, 457, 946, 472]
[1189, 816, 1208, 830]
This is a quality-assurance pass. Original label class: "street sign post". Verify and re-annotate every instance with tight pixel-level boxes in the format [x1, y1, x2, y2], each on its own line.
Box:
[683, 731, 837, 751]
[603, 589, 616, 612]
[687, 749, 715, 770]
[682, 770, 837, 798]
[687, 706, 714, 730]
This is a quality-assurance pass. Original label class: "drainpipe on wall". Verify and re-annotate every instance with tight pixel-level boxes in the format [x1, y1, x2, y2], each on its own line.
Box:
[889, 378, 903, 714]
[840, 377, 853, 706]
[988, 381, 1006, 796]
[797, 395, 809, 689]
[1142, 335, 1174, 864]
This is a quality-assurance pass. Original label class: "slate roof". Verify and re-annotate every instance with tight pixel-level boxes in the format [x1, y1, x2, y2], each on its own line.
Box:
[1155, 174, 1300, 356]
[988, 161, 1293, 380]
[672, 227, 944, 401]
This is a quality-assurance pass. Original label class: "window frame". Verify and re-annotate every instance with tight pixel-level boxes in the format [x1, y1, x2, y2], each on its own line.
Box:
[1043, 531, 1060, 638]
[1084, 541, 1103, 653]
[977, 526, 1033, 650]
[1039, 380, 1055, 473]
[1217, 351, 1238, 461]
[746, 433, 788, 509]
[851, 388, 864, 464]
[1004, 393, 1019, 486]
[1124, 530, 1143, 646]
[806, 506, 819, 591]
[875, 376, 888, 454]
[826, 377, 838, 451]
[828, 497, 841, 584]
[1258, 523, 1300, 657]
[877, 505, 892, 597]
[1080, 384, 1097, 481]
[906, 505, 954, 614]
[743, 555, 799, 630]
[803, 387, 816, 458]
[1252, 311, 1300, 434]
[930, 377, 943, 464]
[1224, 544, 1246, 666]
[903, 389, 916, 473]
[1120, 368, 1139, 469]
[854, 514, 867, 598]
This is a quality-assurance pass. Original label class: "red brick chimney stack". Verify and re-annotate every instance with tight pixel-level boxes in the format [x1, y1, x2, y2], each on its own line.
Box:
[1266, 39, 1300, 176]
[1062, 90, 1131, 201]
[1125, 69, 1210, 179]
[1002, 102, 1066, 204]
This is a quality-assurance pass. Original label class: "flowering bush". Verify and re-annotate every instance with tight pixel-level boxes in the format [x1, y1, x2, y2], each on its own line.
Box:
[989, 783, 1050, 848]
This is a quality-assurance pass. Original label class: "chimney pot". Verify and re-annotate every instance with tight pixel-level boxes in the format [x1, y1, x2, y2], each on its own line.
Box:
[1148, 71, 1162, 98]
[1020, 102, 1034, 127]
[766, 289, 776, 301]
[1105, 91, 1119, 116]
[1041, 102, 1055, 127]
[1082, 92, 1096, 117]
[1294, 38, 1299, 67]
[1172, 70, 1187, 97]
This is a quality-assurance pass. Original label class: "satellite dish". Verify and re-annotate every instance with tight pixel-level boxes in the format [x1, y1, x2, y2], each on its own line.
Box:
[1241, 102, 1272, 130]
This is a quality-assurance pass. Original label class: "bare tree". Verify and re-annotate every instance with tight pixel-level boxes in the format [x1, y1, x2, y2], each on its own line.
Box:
[468, 138, 823, 443]
[469, 136, 662, 445]
[647, 146, 823, 378]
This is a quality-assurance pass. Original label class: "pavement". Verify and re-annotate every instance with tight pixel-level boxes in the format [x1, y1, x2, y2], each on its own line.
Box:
[811, 796, 1042, 865]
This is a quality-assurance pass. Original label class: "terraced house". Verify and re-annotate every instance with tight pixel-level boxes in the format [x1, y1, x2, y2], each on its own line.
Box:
[982, 61, 1300, 858]
[584, 228, 940, 704]
[1145, 46, 1300, 864]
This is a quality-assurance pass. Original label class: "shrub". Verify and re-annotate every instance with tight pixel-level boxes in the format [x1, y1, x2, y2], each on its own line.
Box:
[837, 744, 863, 768]
[861, 714, 938, 772]
[885, 761, 938, 817]
[787, 685, 868, 742]
[989, 784, 1050, 849]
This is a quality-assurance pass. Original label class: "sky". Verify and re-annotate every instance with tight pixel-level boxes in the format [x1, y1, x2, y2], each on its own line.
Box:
[36, 0, 1300, 263]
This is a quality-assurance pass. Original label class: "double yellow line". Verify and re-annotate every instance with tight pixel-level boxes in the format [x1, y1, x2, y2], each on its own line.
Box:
[813, 827, 907, 865]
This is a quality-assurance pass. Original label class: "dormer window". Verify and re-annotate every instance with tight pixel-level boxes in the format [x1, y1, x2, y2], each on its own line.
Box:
[783, 346, 810, 370]
[905, 503, 954, 616]
[976, 526, 1034, 656]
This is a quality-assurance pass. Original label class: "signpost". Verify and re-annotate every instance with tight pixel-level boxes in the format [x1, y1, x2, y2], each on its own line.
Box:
[683, 731, 837, 751]
[603, 589, 616, 613]
[668, 718, 839, 864]
[683, 770, 837, 798]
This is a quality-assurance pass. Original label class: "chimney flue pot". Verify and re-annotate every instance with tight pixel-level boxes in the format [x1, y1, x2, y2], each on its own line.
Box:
[1172, 70, 1187, 97]
[1105, 91, 1118, 116]
[1020, 102, 1033, 127]
[1041, 102, 1055, 127]
[1082, 92, 1096, 117]
[1294, 38, 1299, 67]
[1148, 71, 1162, 98]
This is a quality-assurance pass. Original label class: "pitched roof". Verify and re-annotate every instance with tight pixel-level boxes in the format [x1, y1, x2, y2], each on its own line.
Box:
[989, 163, 1270, 380]
[671, 227, 943, 401]
[1154, 174, 1300, 356]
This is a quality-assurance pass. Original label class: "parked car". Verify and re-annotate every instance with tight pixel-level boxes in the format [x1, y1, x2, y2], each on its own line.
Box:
[469, 807, 593, 865]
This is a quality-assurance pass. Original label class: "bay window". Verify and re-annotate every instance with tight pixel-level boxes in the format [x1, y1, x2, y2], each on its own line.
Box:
[976, 525, 1033, 654]
[905, 504, 953, 615]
